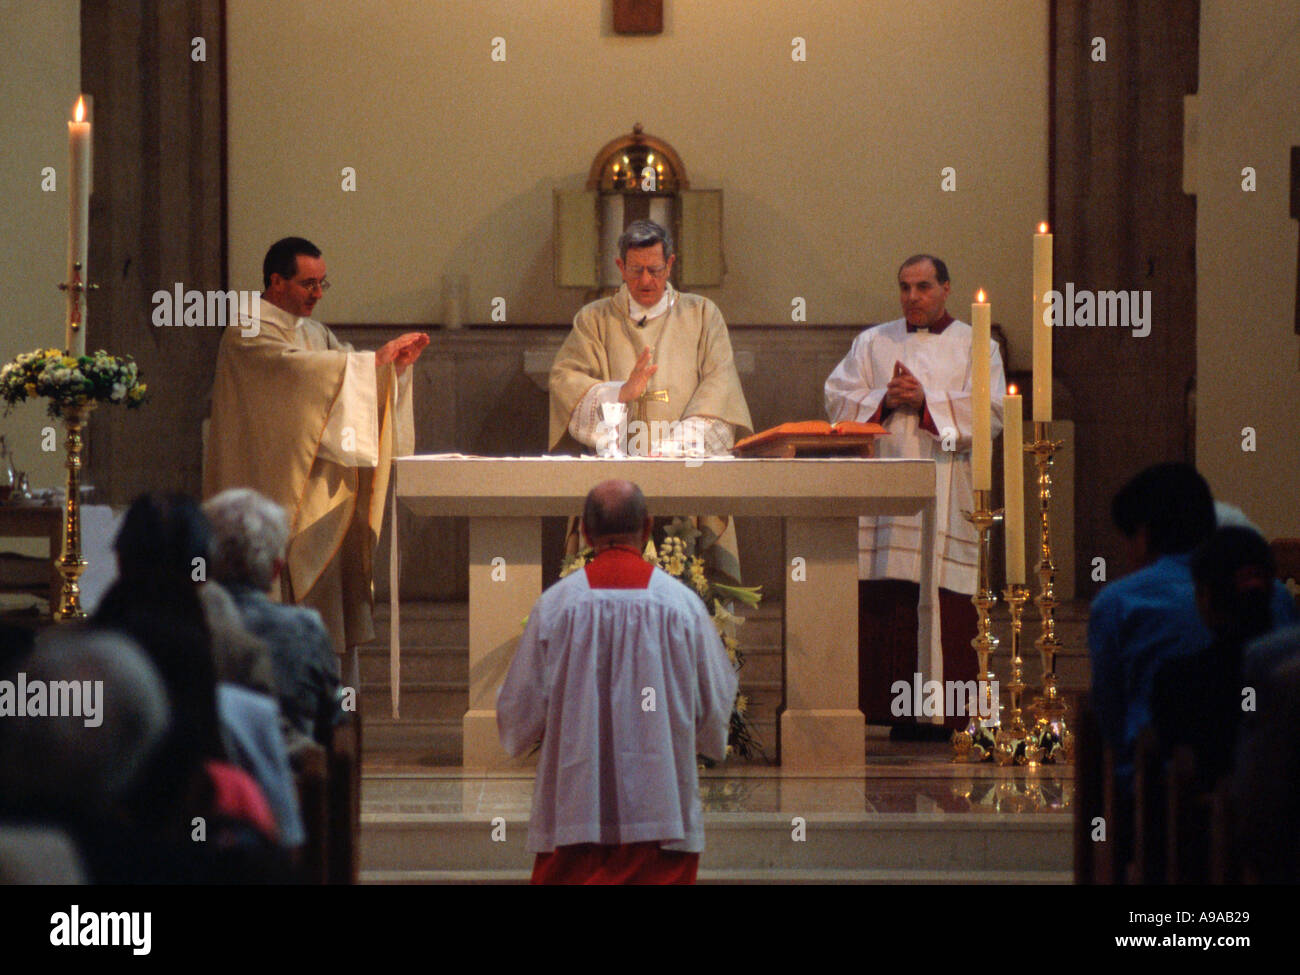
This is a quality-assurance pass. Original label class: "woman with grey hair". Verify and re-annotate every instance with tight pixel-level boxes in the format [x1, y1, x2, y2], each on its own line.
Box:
[204, 488, 342, 744]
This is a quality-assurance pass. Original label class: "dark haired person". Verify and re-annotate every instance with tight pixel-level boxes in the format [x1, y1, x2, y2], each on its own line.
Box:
[498, 480, 736, 884]
[1087, 464, 1295, 785]
[94, 496, 304, 878]
[1149, 526, 1277, 789]
[204, 236, 428, 658]
[824, 255, 1005, 733]
[90, 494, 289, 880]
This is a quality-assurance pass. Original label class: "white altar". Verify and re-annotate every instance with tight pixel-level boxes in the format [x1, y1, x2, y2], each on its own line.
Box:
[389, 456, 937, 769]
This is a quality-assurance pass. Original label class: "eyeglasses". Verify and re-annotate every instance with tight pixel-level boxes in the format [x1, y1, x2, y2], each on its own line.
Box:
[295, 277, 331, 293]
[624, 264, 668, 279]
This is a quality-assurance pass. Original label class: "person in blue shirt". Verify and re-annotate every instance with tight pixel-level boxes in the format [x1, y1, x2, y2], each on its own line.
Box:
[1088, 463, 1296, 788]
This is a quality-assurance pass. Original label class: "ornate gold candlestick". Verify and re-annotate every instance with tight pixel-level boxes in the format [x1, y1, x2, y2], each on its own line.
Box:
[54, 402, 93, 621]
[1026, 421, 1071, 762]
[952, 489, 1001, 762]
[994, 584, 1031, 765]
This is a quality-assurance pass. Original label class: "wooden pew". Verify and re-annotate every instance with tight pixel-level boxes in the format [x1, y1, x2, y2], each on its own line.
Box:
[292, 742, 329, 884]
[326, 646, 362, 885]
[1073, 693, 1103, 884]
[1164, 746, 1212, 883]
[1128, 725, 1166, 883]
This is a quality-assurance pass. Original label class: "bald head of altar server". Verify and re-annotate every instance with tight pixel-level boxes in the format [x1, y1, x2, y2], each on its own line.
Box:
[581, 479, 652, 552]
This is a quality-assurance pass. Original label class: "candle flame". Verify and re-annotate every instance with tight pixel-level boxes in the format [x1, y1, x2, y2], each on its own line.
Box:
[976, 288, 986, 303]
[1038, 221, 1049, 234]
[1008, 383, 1019, 395]
[74, 96, 86, 123]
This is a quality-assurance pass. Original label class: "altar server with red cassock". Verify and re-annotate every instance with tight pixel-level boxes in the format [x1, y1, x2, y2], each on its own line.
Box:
[825, 255, 1005, 731]
[497, 479, 737, 884]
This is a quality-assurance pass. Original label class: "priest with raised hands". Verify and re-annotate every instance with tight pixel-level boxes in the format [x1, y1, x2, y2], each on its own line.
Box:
[548, 219, 752, 578]
[204, 236, 428, 658]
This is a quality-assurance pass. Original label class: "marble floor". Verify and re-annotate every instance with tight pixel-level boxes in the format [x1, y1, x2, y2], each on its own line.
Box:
[362, 740, 1074, 819]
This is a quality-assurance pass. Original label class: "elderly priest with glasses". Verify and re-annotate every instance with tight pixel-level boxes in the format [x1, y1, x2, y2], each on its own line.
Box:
[548, 219, 752, 578]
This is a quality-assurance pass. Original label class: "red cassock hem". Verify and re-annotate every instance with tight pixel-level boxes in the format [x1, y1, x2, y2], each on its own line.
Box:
[531, 842, 699, 885]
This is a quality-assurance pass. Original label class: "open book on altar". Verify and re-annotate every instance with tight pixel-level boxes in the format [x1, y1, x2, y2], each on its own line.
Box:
[732, 420, 889, 458]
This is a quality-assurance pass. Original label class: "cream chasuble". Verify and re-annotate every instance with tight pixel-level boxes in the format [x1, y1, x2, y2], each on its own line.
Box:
[203, 302, 414, 654]
[549, 284, 753, 581]
[549, 284, 752, 454]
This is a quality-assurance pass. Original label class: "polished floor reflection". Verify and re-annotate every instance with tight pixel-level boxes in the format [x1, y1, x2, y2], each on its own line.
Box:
[362, 741, 1073, 818]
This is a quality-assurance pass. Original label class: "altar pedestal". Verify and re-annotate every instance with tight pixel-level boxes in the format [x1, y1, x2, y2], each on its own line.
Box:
[391, 456, 937, 769]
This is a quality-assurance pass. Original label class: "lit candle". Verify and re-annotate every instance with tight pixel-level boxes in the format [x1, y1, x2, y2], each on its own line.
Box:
[67, 95, 92, 356]
[1003, 386, 1025, 585]
[1032, 222, 1052, 421]
[971, 289, 992, 491]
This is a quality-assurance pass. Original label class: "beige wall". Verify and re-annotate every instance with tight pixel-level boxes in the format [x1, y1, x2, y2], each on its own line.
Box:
[227, 0, 1048, 368]
[0, 1, 79, 506]
[1196, 1, 1300, 538]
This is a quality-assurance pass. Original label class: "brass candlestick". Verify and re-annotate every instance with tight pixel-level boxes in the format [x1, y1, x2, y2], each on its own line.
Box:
[1026, 421, 1071, 762]
[952, 488, 1001, 762]
[994, 584, 1031, 765]
[54, 402, 93, 621]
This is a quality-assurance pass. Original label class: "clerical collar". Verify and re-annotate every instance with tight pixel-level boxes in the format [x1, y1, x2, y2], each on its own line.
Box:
[625, 285, 675, 325]
[258, 297, 309, 330]
[907, 311, 954, 335]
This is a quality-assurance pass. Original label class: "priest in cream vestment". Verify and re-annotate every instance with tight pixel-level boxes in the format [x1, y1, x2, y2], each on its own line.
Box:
[549, 220, 752, 579]
[204, 238, 426, 655]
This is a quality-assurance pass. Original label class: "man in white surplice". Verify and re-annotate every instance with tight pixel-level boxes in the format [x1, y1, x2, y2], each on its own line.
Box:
[824, 255, 1004, 731]
[497, 479, 736, 884]
[204, 237, 427, 657]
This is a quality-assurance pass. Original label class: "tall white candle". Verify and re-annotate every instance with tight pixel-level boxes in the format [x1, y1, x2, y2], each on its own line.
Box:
[1032, 223, 1052, 421]
[67, 95, 91, 356]
[1003, 388, 1025, 585]
[971, 290, 992, 492]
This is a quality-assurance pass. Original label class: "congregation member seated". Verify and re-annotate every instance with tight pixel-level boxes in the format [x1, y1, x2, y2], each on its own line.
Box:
[1242, 622, 1300, 696]
[1089, 465, 1296, 791]
[0, 628, 167, 883]
[203, 488, 342, 746]
[92, 493, 300, 874]
[1233, 654, 1300, 882]
[201, 576, 278, 698]
[1088, 463, 1217, 789]
[1149, 526, 1276, 790]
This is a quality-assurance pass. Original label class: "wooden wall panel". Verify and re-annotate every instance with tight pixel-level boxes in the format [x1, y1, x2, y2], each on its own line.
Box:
[1052, 0, 1199, 597]
[82, 0, 226, 504]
